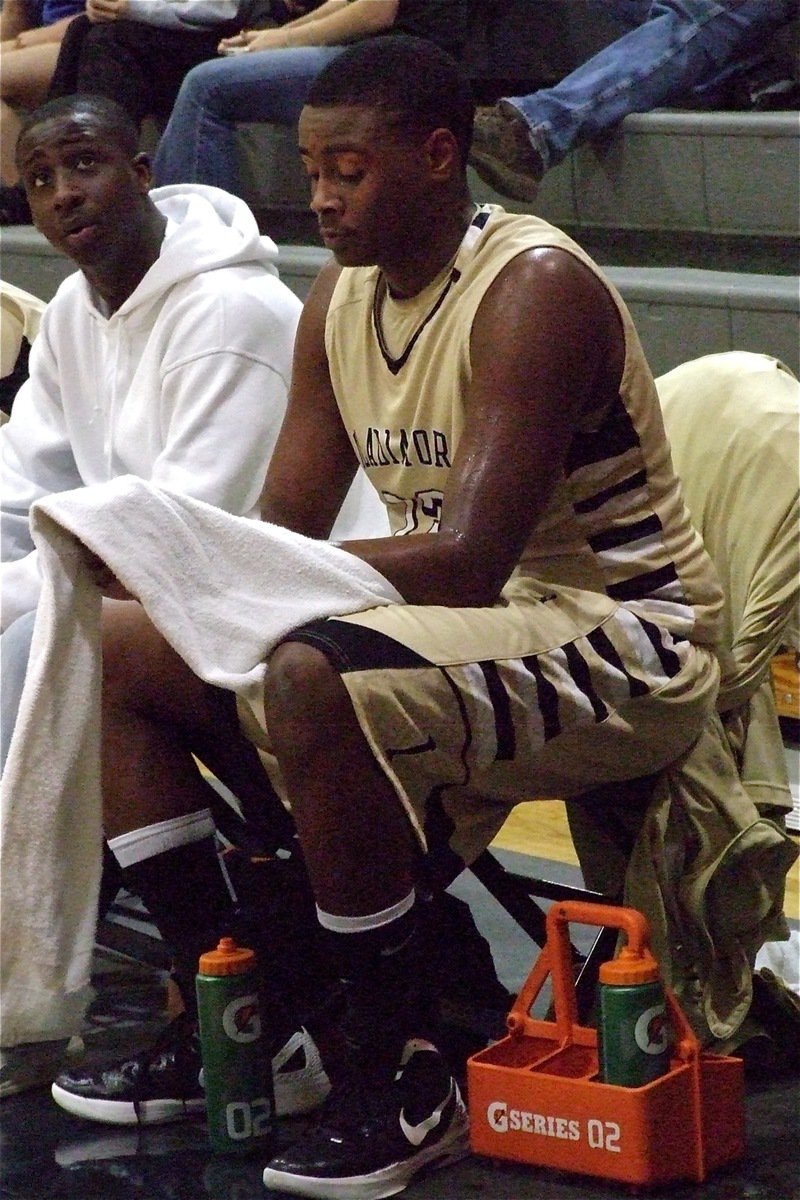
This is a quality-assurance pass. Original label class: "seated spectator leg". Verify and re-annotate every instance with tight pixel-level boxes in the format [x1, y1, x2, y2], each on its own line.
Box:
[505, 0, 798, 171]
[49, 19, 236, 132]
[152, 46, 345, 191]
[1, 42, 63, 183]
[45, 13, 93, 103]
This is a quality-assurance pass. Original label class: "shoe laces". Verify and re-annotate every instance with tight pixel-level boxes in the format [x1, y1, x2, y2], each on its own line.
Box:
[109, 1012, 200, 1119]
[127, 1012, 198, 1078]
[309, 1040, 444, 1141]
[311, 1060, 393, 1139]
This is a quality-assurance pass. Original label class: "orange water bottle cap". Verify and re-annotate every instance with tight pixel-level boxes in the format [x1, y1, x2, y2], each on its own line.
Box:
[198, 936, 256, 976]
[598, 944, 661, 986]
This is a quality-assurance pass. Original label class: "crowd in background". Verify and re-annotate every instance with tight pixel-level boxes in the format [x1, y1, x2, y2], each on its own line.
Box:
[2, 0, 798, 223]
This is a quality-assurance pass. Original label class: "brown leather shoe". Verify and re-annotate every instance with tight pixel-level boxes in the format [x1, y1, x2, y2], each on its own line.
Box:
[469, 103, 544, 203]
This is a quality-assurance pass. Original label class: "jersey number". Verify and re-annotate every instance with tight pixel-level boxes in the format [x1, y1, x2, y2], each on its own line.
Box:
[385, 489, 444, 535]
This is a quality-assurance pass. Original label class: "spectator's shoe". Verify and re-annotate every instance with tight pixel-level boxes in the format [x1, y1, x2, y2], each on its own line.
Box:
[51, 1012, 330, 1125]
[469, 103, 545, 203]
[739, 52, 800, 111]
[0, 184, 32, 226]
[0, 1036, 83, 1099]
[262, 1038, 469, 1200]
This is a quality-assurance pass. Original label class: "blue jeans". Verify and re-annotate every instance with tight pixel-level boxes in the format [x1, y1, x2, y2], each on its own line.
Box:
[152, 46, 346, 191]
[508, 0, 796, 169]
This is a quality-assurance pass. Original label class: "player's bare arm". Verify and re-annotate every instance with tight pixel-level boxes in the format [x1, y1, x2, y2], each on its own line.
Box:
[259, 258, 358, 538]
[339, 245, 625, 606]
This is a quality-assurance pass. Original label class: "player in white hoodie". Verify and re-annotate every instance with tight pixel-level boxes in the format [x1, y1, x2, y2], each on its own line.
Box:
[0, 94, 332, 1104]
[1, 100, 299, 626]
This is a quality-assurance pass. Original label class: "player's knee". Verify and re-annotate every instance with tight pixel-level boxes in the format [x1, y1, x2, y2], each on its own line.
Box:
[100, 600, 166, 698]
[266, 639, 344, 727]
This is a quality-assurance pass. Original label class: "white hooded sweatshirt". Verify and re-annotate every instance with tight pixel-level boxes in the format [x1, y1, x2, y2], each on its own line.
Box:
[1, 184, 301, 629]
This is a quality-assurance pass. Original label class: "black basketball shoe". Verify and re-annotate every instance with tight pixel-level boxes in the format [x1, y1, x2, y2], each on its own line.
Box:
[51, 1012, 330, 1126]
[261, 1037, 469, 1199]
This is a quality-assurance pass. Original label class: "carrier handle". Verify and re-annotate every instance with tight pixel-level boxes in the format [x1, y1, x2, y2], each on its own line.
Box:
[507, 900, 697, 1062]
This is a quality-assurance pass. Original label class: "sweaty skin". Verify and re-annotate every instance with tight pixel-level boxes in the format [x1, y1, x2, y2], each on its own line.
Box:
[259, 103, 625, 608]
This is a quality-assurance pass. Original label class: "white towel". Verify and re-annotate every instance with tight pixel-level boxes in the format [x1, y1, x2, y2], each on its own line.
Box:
[1, 476, 402, 1047]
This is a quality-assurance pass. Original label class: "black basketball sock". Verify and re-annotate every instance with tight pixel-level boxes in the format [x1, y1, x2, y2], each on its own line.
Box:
[318, 893, 439, 1072]
[108, 810, 236, 1018]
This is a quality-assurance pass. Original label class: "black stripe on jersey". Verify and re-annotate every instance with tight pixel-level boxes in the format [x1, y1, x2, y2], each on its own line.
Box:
[278, 618, 432, 673]
[586, 626, 651, 699]
[562, 642, 610, 723]
[479, 661, 516, 761]
[565, 395, 640, 474]
[606, 561, 682, 602]
[637, 616, 685, 677]
[588, 512, 663, 553]
[373, 268, 462, 376]
[574, 468, 648, 515]
[521, 654, 561, 741]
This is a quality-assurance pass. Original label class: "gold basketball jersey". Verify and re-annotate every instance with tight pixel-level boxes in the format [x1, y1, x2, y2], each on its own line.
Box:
[325, 205, 721, 645]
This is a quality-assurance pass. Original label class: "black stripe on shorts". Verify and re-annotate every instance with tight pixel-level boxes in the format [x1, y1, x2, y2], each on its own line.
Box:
[479, 661, 516, 761]
[277, 618, 433, 674]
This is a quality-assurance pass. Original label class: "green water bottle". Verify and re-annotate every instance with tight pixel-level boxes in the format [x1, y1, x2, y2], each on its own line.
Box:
[596, 944, 672, 1087]
[196, 937, 275, 1155]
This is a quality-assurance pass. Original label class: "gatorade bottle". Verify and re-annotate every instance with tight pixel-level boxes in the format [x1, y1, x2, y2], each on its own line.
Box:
[196, 937, 274, 1154]
[596, 944, 672, 1087]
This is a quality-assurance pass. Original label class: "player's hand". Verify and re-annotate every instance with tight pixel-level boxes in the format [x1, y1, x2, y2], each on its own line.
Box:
[218, 28, 258, 53]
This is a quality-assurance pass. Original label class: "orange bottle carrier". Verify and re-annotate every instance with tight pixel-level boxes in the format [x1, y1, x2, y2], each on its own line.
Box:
[467, 900, 745, 1187]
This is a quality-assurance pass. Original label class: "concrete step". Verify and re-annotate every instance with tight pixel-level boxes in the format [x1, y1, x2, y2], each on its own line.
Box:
[271, 250, 800, 379]
[241, 108, 799, 277]
[3, 228, 796, 379]
[484, 110, 800, 244]
[601, 265, 799, 377]
[237, 109, 799, 255]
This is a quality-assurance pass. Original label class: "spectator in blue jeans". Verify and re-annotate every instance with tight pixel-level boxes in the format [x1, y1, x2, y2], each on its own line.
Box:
[470, 0, 799, 202]
[153, 0, 468, 192]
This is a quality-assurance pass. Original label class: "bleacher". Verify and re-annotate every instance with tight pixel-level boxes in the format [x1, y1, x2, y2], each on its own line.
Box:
[2, 2, 798, 377]
[232, 0, 799, 376]
[232, 106, 800, 378]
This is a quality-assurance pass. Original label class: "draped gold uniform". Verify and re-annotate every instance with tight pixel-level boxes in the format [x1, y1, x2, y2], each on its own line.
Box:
[243, 206, 723, 866]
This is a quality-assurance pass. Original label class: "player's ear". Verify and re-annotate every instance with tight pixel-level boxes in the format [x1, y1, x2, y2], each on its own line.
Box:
[424, 127, 460, 182]
[132, 151, 153, 193]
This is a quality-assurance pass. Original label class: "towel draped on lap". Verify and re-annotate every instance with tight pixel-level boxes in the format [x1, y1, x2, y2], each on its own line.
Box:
[0, 476, 402, 1047]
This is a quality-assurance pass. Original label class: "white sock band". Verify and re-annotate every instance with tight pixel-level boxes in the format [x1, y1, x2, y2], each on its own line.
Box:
[316, 889, 416, 934]
[108, 809, 216, 870]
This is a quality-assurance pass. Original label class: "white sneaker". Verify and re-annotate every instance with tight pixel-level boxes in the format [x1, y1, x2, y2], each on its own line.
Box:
[273, 1026, 331, 1116]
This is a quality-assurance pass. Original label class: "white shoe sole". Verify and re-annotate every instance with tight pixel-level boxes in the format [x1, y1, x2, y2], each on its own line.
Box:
[50, 1083, 205, 1125]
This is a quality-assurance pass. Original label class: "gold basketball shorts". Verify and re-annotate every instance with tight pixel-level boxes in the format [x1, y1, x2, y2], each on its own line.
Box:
[238, 575, 719, 866]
